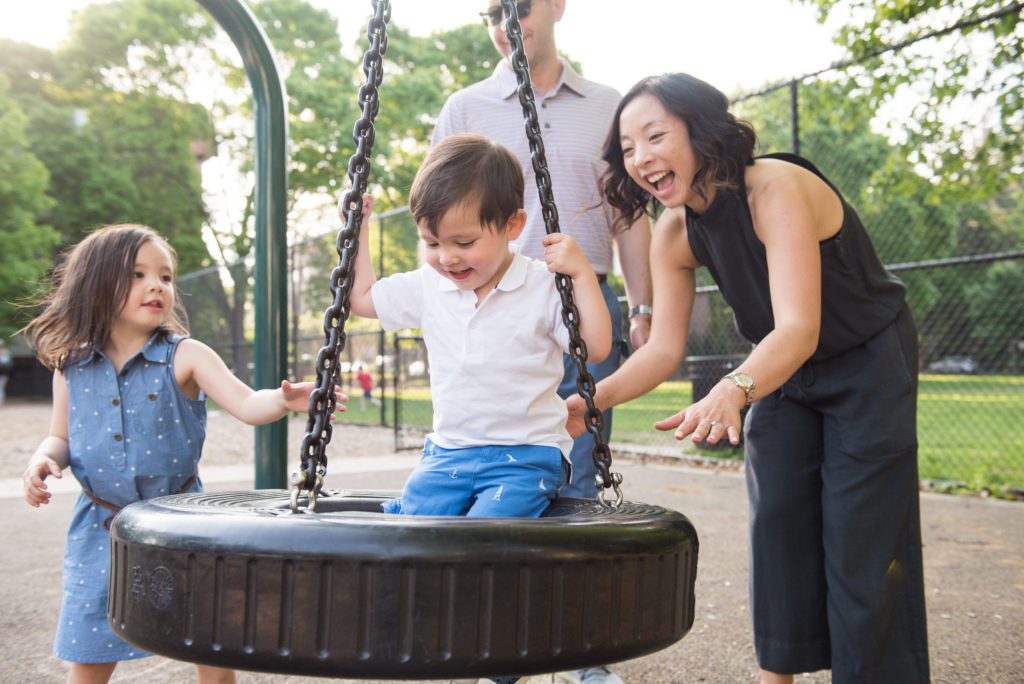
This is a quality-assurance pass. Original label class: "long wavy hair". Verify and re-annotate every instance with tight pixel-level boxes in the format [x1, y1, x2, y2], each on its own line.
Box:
[22, 224, 189, 370]
[601, 73, 758, 232]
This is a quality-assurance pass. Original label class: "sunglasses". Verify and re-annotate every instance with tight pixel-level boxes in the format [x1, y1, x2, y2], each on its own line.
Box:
[479, 0, 532, 28]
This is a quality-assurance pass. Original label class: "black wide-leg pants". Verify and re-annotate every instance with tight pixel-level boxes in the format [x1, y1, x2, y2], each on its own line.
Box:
[745, 305, 930, 683]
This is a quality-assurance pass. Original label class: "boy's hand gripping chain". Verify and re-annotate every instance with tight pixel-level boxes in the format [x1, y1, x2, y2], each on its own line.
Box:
[291, 0, 390, 512]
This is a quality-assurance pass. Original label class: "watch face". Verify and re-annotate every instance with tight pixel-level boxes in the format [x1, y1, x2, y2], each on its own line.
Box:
[733, 372, 753, 389]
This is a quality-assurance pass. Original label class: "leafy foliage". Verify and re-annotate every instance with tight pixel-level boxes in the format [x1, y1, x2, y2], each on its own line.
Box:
[796, 0, 1023, 197]
[0, 74, 60, 338]
[58, 0, 218, 97]
[967, 259, 1024, 368]
[786, 0, 1024, 371]
[0, 3, 216, 341]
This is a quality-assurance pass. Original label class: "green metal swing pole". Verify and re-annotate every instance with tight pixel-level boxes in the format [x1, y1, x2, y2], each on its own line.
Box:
[196, 0, 289, 488]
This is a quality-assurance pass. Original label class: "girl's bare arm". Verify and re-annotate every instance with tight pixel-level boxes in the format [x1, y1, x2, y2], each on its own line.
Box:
[174, 339, 345, 426]
[23, 371, 70, 507]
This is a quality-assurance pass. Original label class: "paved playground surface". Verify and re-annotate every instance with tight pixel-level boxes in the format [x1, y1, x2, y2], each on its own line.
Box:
[1, 399, 1021, 683]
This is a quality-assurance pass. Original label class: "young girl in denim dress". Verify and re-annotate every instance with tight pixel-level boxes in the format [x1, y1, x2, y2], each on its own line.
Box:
[20, 224, 346, 684]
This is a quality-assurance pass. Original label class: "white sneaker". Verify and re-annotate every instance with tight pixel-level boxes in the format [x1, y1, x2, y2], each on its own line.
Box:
[556, 667, 624, 684]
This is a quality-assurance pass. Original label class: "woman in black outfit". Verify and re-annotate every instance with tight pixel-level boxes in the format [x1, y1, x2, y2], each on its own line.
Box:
[566, 73, 929, 684]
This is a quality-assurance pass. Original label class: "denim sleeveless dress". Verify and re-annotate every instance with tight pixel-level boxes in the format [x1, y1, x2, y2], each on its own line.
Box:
[54, 333, 206, 663]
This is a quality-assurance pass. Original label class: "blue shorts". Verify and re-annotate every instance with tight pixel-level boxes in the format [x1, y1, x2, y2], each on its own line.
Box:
[382, 439, 565, 517]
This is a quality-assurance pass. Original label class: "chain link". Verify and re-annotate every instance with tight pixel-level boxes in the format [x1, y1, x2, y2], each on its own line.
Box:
[291, 0, 391, 511]
[500, 0, 622, 506]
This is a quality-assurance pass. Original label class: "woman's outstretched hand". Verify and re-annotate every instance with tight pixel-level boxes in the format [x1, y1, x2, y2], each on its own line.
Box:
[655, 381, 742, 446]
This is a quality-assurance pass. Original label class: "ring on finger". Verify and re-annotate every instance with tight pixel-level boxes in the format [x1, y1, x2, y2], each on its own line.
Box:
[710, 421, 721, 428]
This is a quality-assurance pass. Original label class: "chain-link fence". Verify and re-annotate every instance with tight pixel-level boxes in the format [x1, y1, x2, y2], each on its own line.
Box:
[714, 16, 1024, 495]
[178, 14, 1022, 496]
[392, 334, 431, 451]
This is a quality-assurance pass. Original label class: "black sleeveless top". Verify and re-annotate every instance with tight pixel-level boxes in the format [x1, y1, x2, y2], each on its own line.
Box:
[686, 153, 906, 361]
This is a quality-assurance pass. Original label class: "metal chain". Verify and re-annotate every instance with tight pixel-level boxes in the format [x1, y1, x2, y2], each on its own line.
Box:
[290, 0, 390, 512]
[500, 0, 622, 507]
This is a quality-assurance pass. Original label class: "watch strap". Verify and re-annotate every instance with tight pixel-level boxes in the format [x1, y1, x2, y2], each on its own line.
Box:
[724, 371, 755, 409]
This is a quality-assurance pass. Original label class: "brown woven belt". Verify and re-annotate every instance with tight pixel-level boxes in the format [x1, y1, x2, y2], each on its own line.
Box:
[84, 473, 197, 530]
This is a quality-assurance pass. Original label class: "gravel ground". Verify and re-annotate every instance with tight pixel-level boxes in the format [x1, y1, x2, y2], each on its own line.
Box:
[2, 398, 1022, 683]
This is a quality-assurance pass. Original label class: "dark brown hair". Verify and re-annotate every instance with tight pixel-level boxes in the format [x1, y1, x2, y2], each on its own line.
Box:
[22, 224, 189, 370]
[601, 73, 758, 231]
[410, 133, 524, 236]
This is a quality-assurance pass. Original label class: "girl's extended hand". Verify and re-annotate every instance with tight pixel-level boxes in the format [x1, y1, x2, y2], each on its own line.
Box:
[542, 233, 591, 279]
[280, 380, 348, 415]
[22, 457, 62, 508]
[654, 380, 743, 446]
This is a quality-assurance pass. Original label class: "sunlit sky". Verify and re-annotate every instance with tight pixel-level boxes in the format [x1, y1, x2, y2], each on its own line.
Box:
[1, 0, 845, 96]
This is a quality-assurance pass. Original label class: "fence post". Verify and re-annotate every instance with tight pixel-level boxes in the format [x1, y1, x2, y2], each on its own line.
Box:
[196, 0, 289, 488]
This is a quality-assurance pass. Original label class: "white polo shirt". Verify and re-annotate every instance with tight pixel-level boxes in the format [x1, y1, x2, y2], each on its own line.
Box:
[432, 59, 621, 275]
[371, 249, 573, 457]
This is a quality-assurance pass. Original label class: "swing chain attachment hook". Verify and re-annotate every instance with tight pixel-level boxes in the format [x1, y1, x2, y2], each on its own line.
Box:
[292, 0, 391, 513]
[501, 0, 623, 506]
[289, 467, 325, 512]
[597, 471, 624, 509]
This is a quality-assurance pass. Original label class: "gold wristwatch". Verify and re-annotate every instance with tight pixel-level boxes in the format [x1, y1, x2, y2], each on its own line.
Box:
[724, 371, 755, 409]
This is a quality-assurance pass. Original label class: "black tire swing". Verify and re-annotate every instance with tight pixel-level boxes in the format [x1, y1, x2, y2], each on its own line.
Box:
[108, 1, 698, 679]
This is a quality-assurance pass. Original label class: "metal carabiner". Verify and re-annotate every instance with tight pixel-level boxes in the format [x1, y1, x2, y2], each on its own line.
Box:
[289, 469, 308, 512]
[308, 471, 325, 512]
[596, 471, 624, 509]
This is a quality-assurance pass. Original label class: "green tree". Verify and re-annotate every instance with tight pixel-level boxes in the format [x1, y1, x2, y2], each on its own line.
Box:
[0, 24, 213, 270]
[21, 93, 211, 270]
[972, 260, 1024, 370]
[0, 74, 60, 337]
[58, 0, 217, 98]
[791, 1, 1024, 366]
[48, 0, 214, 268]
[15, 0, 246, 373]
[251, 13, 500, 328]
[795, 0, 1023, 198]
